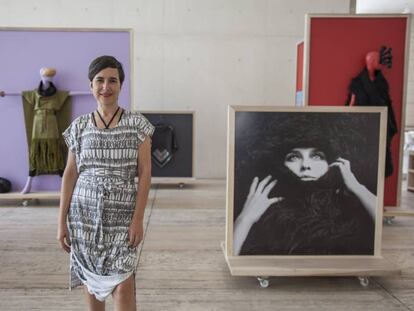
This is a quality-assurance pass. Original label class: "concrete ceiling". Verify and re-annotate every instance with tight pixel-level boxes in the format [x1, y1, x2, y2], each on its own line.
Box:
[357, 0, 414, 13]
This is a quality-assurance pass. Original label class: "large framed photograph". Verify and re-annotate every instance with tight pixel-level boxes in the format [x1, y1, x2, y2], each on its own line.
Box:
[226, 106, 386, 258]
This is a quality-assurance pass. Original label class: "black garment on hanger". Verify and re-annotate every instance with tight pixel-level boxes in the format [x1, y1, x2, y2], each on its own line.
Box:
[37, 81, 57, 97]
[151, 124, 178, 168]
[346, 68, 398, 177]
[0, 177, 11, 193]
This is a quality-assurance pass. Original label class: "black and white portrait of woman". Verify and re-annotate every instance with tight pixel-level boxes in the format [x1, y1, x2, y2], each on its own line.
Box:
[231, 109, 384, 256]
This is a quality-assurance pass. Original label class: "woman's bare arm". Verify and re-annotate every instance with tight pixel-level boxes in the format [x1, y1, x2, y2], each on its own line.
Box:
[57, 151, 78, 252]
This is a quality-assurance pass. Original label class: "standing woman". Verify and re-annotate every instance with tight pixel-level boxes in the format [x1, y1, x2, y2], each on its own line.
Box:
[57, 55, 154, 310]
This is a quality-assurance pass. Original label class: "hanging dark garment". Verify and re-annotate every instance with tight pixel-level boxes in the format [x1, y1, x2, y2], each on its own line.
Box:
[346, 68, 397, 177]
[0, 177, 11, 193]
[22, 82, 72, 176]
[151, 124, 178, 168]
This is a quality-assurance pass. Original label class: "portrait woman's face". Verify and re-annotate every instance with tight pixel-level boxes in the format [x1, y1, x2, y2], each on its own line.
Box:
[283, 147, 329, 181]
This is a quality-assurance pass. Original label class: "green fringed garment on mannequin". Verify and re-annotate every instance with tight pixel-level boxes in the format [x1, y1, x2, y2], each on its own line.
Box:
[22, 89, 71, 176]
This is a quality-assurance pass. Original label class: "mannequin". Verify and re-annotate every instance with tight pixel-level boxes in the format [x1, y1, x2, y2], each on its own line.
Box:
[348, 51, 385, 106]
[346, 47, 397, 177]
[1, 68, 90, 194]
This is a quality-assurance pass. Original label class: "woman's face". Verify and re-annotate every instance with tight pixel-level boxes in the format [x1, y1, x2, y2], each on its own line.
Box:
[90, 67, 121, 107]
[284, 147, 329, 181]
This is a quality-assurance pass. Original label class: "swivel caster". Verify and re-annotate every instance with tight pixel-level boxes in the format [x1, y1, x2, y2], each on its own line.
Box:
[22, 199, 30, 207]
[257, 276, 269, 288]
[178, 183, 184, 189]
[358, 276, 369, 287]
[384, 216, 394, 225]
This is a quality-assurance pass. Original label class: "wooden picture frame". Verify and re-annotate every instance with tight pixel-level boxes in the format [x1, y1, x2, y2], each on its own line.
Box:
[224, 106, 399, 277]
[225, 106, 401, 278]
[302, 14, 410, 209]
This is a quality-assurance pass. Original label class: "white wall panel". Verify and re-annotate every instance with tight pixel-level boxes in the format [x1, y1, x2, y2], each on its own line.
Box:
[265, 0, 350, 36]
[134, 35, 165, 109]
[264, 37, 301, 105]
[0, 0, 11, 25]
[161, 36, 268, 177]
[112, 0, 164, 32]
[8, 0, 63, 27]
[58, 1, 115, 28]
[164, 0, 267, 35]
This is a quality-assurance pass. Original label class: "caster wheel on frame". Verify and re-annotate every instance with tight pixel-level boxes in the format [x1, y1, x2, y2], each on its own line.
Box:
[358, 276, 369, 287]
[384, 216, 394, 225]
[257, 276, 270, 288]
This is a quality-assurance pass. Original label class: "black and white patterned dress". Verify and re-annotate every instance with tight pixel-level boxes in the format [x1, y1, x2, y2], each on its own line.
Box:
[62, 110, 154, 301]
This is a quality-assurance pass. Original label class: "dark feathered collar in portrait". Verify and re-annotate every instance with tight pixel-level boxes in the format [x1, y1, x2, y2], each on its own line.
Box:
[241, 168, 375, 256]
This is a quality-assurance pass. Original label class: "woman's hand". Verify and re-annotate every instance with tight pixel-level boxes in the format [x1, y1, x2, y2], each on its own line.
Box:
[233, 175, 283, 255]
[57, 222, 71, 253]
[239, 175, 283, 224]
[330, 157, 376, 219]
[128, 218, 144, 248]
[329, 157, 360, 193]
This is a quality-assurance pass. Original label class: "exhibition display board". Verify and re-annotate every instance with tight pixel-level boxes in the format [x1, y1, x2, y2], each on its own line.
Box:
[0, 27, 132, 199]
[302, 14, 410, 209]
[141, 111, 195, 185]
[224, 106, 400, 284]
[295, 41, 304, 106]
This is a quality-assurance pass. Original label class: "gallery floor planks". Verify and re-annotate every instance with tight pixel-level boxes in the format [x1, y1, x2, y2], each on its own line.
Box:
[1, 180, 414, 310]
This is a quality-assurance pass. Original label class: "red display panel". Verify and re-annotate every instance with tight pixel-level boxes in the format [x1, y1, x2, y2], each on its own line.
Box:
[305, 16, 409, 207]
[296, 41, 304, 92]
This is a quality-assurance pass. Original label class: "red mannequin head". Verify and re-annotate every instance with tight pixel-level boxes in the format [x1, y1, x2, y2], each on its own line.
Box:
[365, 51, 381, 73]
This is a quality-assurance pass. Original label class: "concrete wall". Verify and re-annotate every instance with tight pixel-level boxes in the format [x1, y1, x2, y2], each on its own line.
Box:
[0, 0, 351, 178]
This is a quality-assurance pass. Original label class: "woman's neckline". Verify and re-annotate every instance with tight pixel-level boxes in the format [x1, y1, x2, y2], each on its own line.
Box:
[90, 108, 125, 130]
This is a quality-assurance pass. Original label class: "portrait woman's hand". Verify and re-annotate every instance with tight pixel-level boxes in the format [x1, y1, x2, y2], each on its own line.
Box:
[233, 175, 283, 255]
[240, 175, 283, 223]
[330, 157, 376, 219]
[330, 157, 360, 192]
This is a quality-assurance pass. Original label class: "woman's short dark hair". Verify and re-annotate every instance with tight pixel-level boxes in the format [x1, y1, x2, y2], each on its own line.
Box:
[88, 55, 125, 85]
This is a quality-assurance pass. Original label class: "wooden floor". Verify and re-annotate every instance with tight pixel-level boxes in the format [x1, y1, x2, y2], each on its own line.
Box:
[1, 180, 414, 310]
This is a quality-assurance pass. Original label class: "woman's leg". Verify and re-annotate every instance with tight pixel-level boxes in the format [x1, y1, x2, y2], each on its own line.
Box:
[112, 274, 136, 311]
[83, 286, 105, 311]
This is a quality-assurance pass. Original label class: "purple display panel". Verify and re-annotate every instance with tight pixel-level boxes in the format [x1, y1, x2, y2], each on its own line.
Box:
[0, 29, 131, 192]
